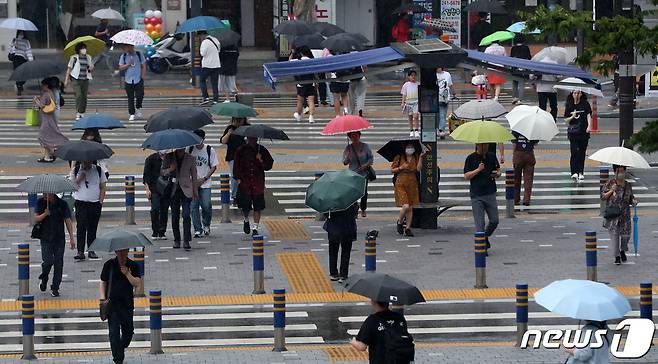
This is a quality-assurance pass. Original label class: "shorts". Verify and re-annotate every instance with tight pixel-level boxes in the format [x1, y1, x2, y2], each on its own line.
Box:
[329, 81, 349, 94]
[236, 192, 265, 212]
[296, 84, 316, 98]
[487, 72, 506, 86]
[403, 102, 418, 116]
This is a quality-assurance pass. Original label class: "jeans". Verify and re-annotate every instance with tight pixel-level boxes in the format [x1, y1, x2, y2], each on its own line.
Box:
[74, 200, 102, 253]
[124, 80, 144, 115]
[348, 79, 367, 114]
[328, 233, 353, 278]
[538, 92, 557, 121]
[93, 48, 112, 70]
[437, 103, 449, 131]
[200, 67, 220, 102]
[610, 230, 630, 258]
[513, 150, 536, 204]
[228, 160, 237, 200]
[39, 241, 65, 290]
[107, 304, 134, 363]
[471, 193, 499, 237]
[149, 190, 169, 237]
[191, 187, 212, 233]
[170, 187, 192, 243]
[512, 80, 525, 100]
[71, 78, 89, 114]
[569, 134, 589, 175]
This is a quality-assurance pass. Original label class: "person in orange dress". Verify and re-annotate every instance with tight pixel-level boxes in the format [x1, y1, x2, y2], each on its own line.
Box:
[391, 143, 426, 237]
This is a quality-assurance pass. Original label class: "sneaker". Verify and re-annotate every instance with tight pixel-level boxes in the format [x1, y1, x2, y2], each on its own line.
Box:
[404, 228, 414, 237]
[414, 130, 421, 138]
[112, 70, 120, 77]
[194, 231, 202, 238]
[358, 109, 363, 117]
[620, 250, 627, 262]
[51, 289, 60, 297]
[39, 277, 47, 292]
[614, 256, 621, 265]
[128, 114, 136, 121]
[151, 233, 159, 240]
[438, 130, 446, 140]
[321, 101, 329, 106]
[173, 241, 181, 249]
[87, 251, 98, 259]
[183, 242, 191, 251]
[338, 277, 345, 283]
[135, 109, 143, 119]
[578, 174, 585, 182]
[243, 220, 251, 234]
[409, 130, 414, 137]
[75, 113, 83, 120]
[74, 253, 85, 261]
[293, 112, 302, 122]
[330, 275, 340, 281]
[343, 107, 349, 115]
[203, 227, 210, 236]
[303, 106, 310, 114]
[396, 221, 404, 235]
[199, 98, 212, 106]
[308, 115, 315, 124]
[252, 229, 258, 236]
[223, 99, 230, 103]
[159, 234, 167, 240]
[571, 173, 579, 181]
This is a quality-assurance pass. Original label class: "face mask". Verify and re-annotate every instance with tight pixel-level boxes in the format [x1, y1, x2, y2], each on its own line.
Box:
[79, 49, 87, 55]
[405, 148, 415, 155]
[616, 172, 626, 180]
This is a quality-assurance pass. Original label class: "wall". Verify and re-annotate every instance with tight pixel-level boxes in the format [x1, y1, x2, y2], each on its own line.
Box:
[162, 0, 187, 33]
[335, 0, 375, 44]
[241, 0, 255, 46]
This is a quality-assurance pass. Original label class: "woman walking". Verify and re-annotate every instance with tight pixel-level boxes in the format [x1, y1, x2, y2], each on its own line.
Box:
[401, 70, 420, 137]
[34, 78, 68, 163]
[342, 131, 373, 217]
[323, 203, 358, 283]
[64, 42, 94, 120]
[484, 41, 507, 101]
[392, 143, 426, 237]
[510, 34, 531, 104]
[219, 44, 239, 102]
[564, 90, 592, 183]
[601, 165, 637, 265]
[291, 46, 316, 124]
[8, 30, 33, 96]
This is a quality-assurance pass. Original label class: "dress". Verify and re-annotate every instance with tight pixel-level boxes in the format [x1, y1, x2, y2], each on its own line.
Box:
[602, 180, 634, 236]
[36, 91, 69, 150]
[392, 155, 420, 207]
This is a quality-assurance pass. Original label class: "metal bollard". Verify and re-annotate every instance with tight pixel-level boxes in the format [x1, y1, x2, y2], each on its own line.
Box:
[586, 231, 597, 282]
[314, 172, 326, 221]
[252, 234, 265, 294]
[149, 289, 164, 354]
[590, 95, 599, 133]
[28, 193, 37, 227]
[474, 232, 488, 289]
[133, 248, 145, 297]
[640, 282, 653, 321]
[505, 169, 515, 218]
[18, 244, 30, 299]
[219, 174, 231, 223]
[599, 168, 609, 215]
[515, 283, 528, 347]
[21, 294, 36, 360]
[273, 288, 287, 352]
[390, 302, 404, 315]
[125, 176, 135, 225]
[365, 234, 376, 272]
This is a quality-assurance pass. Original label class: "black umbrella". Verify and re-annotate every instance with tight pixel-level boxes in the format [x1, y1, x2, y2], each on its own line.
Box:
[291, 33, 325, 49]
[273, 20, 313, 36]
[377, 139, 423, 162]
[9, 60, 67, 82]
[321, 33, 368, 53]
[54, 140, 114, 161]
[464, 0, 507, 14]
[309, 22, 345, 37]
[393, 3, 429, 13]
[234, 125, 289, 140]
[210, 28, 241, 47]
[343, 273, 426, 306]
[144, 106, 213, 132]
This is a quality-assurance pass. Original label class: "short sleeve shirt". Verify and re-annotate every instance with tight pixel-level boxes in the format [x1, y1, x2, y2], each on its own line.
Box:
[401, 81, 419, 103]
[512, 131, 537, 152]
[356, 310, 408, 364]
[35, 197, 71, 243]
[119, 52, 146, 84]
[564, 100, 592, 136]
[69, 164, 108, 202]
[436, 71, 453, 103]
[222, 125, 246, 162]
[189, 145, 219, 188]
[100, 257, 141, 309]
[464, 152, 500, 197]
[96, 23, 111, 46]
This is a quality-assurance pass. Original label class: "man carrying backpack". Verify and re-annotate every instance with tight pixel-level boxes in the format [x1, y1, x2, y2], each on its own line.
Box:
[69, 160, 107, 261]
[118, 44, 147, 121]
[188, 129, 219, 238]
[198, 30, 221, 105]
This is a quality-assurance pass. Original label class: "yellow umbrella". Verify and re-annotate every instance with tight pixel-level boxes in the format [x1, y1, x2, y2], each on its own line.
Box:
[63, 36, 106, 59]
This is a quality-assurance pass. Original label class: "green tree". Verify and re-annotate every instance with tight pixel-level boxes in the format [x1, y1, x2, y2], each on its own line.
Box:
[630, 120, 658, 153]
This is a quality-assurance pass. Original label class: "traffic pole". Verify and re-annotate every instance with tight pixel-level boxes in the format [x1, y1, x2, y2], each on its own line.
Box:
[590, 95, 599, 133]
[365, 234, 376, 272]
[586, 231, 597, 282]
[133, 247, 145, 297]
[149, 289, 164, 354]
[21, 294, 36, 360]
[515, 283, 528, 346]
[125, 176, 135, 225]
[599, 167, 609, 215]
[18, 243, 30, 299]
[640, 282, 652, 321]
[252, 234, 265, 294]
[219, 174, 231, 223]
[505, 169, 515, 218]
[28, 193, 37, 227]
[273, 288, 287, 352]
[314, 172, 325, 221]
[474, 232, 488, 289]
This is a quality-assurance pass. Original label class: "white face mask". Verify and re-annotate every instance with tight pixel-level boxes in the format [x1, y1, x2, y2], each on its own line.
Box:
[405, 148, 415, 155]
[79, 48, 87, 55]
[616, 171, 626, 180]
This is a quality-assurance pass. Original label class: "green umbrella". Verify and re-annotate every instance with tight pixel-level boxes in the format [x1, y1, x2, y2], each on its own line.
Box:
[479, 31, 514, 47]
[209, 102, 258, 118]
[305, 169, 366, 214]
[450, 120, 514, 144]
[88, 229, 153, 252]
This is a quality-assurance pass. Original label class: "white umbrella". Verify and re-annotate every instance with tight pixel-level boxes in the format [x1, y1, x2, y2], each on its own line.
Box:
[588, 147, 651, 169]
[111, 29, 153, 46]
[0, 17, 38, 31]
[532, 46, 571, 65]
[91, 7, 125, 21]
[553, 77, 604, 97]
[505, 105, 559, 141]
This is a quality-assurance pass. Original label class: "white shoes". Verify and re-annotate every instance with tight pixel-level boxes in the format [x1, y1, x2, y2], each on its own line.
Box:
[303, 106, 310, 114]
[308, 115, 315, 124]
[293, 112, 301, 122]
[223, 99, 230, 103]
[343, 107, 349, 115]
[578, 173, 585, 182]
[571, 173, 578, 180]
[414, 130, 421, 138]
[409, 130, 415, 137]
[128, 114, 136, 121]
[75, 113, 83, 120]
[135, 108, 143, 119]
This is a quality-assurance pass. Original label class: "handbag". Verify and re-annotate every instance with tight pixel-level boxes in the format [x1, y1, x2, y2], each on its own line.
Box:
[604, 206, 621, 219]
[99, 265, 113, 321]
[155, 176, 173, 195]
[351, 144, 376, 182]
[471, 74, 486, 86]
[25, 109, 40, 127]
[30, 222, 44, 240]
[41, 96, 56, 114]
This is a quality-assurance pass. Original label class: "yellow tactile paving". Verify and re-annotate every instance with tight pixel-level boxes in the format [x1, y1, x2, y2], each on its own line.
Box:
[276, 252, 335, 294]
[264, 219, 310, 241]
[323, 346, 369, 362]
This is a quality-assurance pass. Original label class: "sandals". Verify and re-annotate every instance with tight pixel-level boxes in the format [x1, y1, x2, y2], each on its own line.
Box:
[37, 157, 55, 163]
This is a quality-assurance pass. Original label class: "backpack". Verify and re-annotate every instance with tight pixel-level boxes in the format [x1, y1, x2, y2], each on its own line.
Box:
[120, 52, 143, 78]
[382, 317, 415, 364]
[188, 145, 212, 167]
[74, 163, 104, 179]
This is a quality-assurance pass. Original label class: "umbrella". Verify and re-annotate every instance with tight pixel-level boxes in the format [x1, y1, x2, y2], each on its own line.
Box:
[322, 115, 372, 136]
[273, 20, 313, 36]
[505, 105, 559, 141]
[141, 129, 202, 151]
[91, 7, 125, 21]
[633, 206, 639, 256]
[588, 147, 651, 169]
[210, 28, 241, 47]
[305, 169, 366, 213]
[64, 36, 106, 59]
[464, 0, 507, 14]
[450, 120, 514, 143]
[479, 30, 514, 46]
[534, 279, 631, 321]
[17, 174, 78, 194]
[507, 21, 540, 34]
[453, 99, 507, 120]
[72, 113, 125, 130]
[377, 139, 424, 162]
[234, 125, 289, 140]
[88, 229, 153, 252]
[421, 18, 458, 33]
[176, 16, 226, 34]
[209, 102, 258, 118]
[291, 33, 325, 49]
[9, 60, 66, 82]
[532, 46, 571, 64]
[309, 22, 345, 37]
[553, 77, 604, 97]
[343, 273, 426, 306]
[321, 33, 367, 52]
[0, 17, 38, 31]
[144, 106, 214, 132]
[54, 140, 114, 161]
[393, 3, 429, 13]
[111, 29, 153, 46]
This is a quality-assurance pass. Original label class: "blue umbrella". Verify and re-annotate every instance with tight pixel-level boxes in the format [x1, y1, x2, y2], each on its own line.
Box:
[507, 21, 540, 34]
[633, 206, 639, 256]
[141, 129, 201, 151]
[534, 279, 631, 321]
[72, 113, 125, 130]
[176, 16, 225, 34]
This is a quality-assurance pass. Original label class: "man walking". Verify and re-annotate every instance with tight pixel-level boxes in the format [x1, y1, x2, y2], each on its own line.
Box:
[164, 149, 198, 250]
[118, 44, 146, 121]
[233, 136, 274, 236]
[220, 117, 246, 204]
[188, 129, 219, 237]
[512, 131, 538, 206]
[464, 143, 500, 253]
[536, 59, 559, 121]
[93, 18, 113, 71]
[143, 151, 169, 240]
[69, 161, 107, 260]
[198, 30, 221, 105]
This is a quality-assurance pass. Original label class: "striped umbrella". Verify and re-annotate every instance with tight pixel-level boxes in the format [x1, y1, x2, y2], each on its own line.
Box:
[17, 174, 78, 194]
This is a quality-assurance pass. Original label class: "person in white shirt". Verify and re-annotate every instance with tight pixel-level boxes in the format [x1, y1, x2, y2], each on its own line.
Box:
[189, 129, 219, 237]
[64, 43, 94, 120]
[436, 66, 457, 139]
[68, 160, 107, 261]
[197, 30, 221, 105]
[9, 30, 33, 96]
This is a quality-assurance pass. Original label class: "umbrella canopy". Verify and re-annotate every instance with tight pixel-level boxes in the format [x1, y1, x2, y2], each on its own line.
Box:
[453, 99, 507, 120]
[273, 20, 313, 36]
[72, 113, 125, 130]
[210, 28, 241, 47]
[144, 106, 213, 132]
[176, 16, 225, 33]
[88, 229, 153, 252]
[91, 7, 125, 21]
[479, 31, 514, 46]
[588, 147, 651, 169]
[64, 36, 106, 59]
[0, 17, 38, 31]
[534, 279, 631, 321]
[553, 77, 604, 97]
[305, 169, 366, 213]
[505, 105, 559, 141]
[234, 125, 289, 140]
[321, 33, 367, 52]
[393, 3, 429, 13]
[532, 46, 571, 64]
[309, 22, 345, 37]
[450, 120, 514, 143]
[507, 21, 540, 34]
[464, 0, 507, 14]
[9, 60, 66, 82]
[54, 140, 114, 161]
[421, 18, 458, 33]
[17, 174, 78, 194]
[343, 273, 426, 306]
[141, 129, 202, 151]
[322, 115, 372, 136]
[377, 139, 423, 162]
[111, 29, 153, 46]
[209, 102, 258, 118]
[291, 33, 325, 49]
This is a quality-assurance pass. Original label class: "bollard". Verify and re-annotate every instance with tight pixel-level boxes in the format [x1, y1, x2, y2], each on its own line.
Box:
[252, 234, 265, 294]
[273, 288, 287, 352]
[133, 247, 145, 297]
[599, 168, 609, 215]
[390, 302, 404, 315]
[18, 244, 30, 299]
[365, 234, 376, 272]
[590, 95, 599, 133]
[21, 294, 36, 360]
[314, 172, 326, 221]
[219, 174, 231, 223]
[586, 231, 597, 282]
[149, 289, 164, 354]
[515, 283, 528, 347]
[640, 282, 652, 321]
[28, 193, 37, 227]
[125, 176, 135, 225]
[505, 169, 515, 217]
[474, 232, 488, 289]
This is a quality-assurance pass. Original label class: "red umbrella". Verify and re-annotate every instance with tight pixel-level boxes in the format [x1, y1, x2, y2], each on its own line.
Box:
[321, 115, 372, 136]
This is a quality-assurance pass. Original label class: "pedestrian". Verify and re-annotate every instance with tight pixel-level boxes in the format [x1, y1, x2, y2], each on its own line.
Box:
[34, 193, 75, 297]
[436, 66, 457, 139]
[188, 129, 219, 238]
[45, 77, 64, 121]
[233, 136, 274, 236]
[323, 203, 357, 282]
[535, 59, 559, 121]
[93, 18, 113, 71]
[218, 43, 239, 102]
[350, 300, 414, 364]
[471, 69, 488, 100]
[118, 44, 146, 121]
[470, 12, 493, 50]
[391, 13, 411, 43]
[291, 46, 316, 124]
[483, 41, 506, 101]
[198, 30, 221, 105]
[464, 143, 501, 253]
[8, 30, 33, 96]
[34, 78, 68, 163]
[392, 143, 426, 237]
[601, 165, 638, 265]
[564, 320, 612, 363]
[565, 90, 592, 183]
[220, 117, 247, 204]
[143, 151, 170, 240]
[348, 65, 368, 117]
[164, 149, 198, 250]
[329, 60, 351, 118]
[510, 34, 531, 104]
[512, 131, 537, 206]
[100, 248, 142, 364]
[69, 160, 107, 260]
[321, 47, 334, 106]
[342, 131, 374, 217]
[64, 42, 94, 120]
[401, 70, 420, 137]
[81, 128, 102, 143]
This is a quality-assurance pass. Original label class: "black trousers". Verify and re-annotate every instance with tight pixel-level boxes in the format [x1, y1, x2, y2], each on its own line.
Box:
[318, 74, 327, 102]
[12, 56, 27, 89]
[170, 187, 192, 243]
[149, 190, 169, 237]
[74, 200, 102, 253]
[538, 92, 558, 121]
[39, 241, 65, 290]
[124, 80, 144, 115]
[108, 304, 134, 363]
[569, 134, 590, 175]
[360, 182, 369, 212]
[328, 234, 353, 278]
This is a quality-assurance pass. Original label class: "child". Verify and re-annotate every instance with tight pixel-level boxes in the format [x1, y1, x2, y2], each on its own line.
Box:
[471, 70, 488, 100]
[401, 70, 420, 137]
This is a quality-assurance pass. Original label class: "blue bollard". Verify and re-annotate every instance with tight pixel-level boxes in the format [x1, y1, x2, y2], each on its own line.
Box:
[516, 283, 528, 346]
[28, 193, 38, 226]
[253, 235, 265, 294]
[133, 248, 145, 297]
[474, 232, 487, 288]
[640, 282, 652, 321]
[365, 234, 376, 272]
[273, 288, 287, 352]
[390, 302, 404, 315]
[18, 244, 29, 299]
[586, 231, 597, 281]
[220, 174, 231, 223]
[21, 294, 36, 359]
[149, 289, 164, 354]
[505, 169, 515, 217]
[125, 176, 135, 225]
[599, 167, 609, 215]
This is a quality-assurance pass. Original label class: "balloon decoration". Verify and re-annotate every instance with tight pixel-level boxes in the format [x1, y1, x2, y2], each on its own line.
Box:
[143, 9, 163, 44]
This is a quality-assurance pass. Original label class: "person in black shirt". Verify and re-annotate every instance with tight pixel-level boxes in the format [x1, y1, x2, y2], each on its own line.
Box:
[100, 249, 141, 364]
[510, 34, 532, 104]
[93, 19, 113, 71]
[470, 12, 493, 50]
[143, 152, 169, 240]
[323, 203, 358, 282]
[351, 300, 412, 364]
[564, 90, 592, 183]
[220, 117, 247, 203]
[512, 131, 538, 206]
[34, 193, 75, 297]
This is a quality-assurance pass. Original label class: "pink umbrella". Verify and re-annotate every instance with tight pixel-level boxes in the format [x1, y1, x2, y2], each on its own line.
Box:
[321, 115, 372, 136]
[111, 29, 153, 46]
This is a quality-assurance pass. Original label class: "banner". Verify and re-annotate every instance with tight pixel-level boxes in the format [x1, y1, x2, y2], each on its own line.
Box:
[441, 0, 461, 45]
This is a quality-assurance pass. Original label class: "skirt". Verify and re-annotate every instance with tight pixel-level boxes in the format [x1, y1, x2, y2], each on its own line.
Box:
[329, 81, 349, 94]
[296, 84, 316, 98]
[487, 72, 506, 86]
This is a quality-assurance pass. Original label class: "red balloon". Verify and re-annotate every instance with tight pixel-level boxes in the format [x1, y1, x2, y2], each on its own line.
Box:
[149, 17, 157, 25]
[153, 17, 162, 25]
[143, 17, 151, 25]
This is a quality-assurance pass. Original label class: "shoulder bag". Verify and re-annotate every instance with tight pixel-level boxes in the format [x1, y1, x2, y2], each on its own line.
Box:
[155, 176, 173, 195]
[41, 94, 56, 114]
[351, 144, 376, 182]
[603, 185, 625, 219]
[99, 264, 113, 321]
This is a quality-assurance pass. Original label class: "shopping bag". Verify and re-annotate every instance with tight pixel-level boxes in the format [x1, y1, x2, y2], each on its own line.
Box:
[25, 109, 40, 127]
